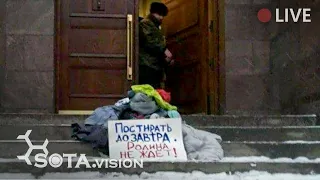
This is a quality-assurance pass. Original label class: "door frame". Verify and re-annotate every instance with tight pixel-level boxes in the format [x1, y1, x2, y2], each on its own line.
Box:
[54, 0, 60, 114]
[54, 0, 140, 114]
[207, 0, 226, 114]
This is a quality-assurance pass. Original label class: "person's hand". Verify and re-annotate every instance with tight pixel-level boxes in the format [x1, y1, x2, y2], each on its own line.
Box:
[168, 59, 175, 66]
[165, 56, 174, 66]
[162, 73, 167, 81]
[164, 49, 172, 59]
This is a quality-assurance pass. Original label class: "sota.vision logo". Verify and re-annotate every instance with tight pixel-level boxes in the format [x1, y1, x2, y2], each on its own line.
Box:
[16, 130, 143, 169]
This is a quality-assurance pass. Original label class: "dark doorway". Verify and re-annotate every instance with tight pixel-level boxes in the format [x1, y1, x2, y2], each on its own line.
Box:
[161, 0, 225, 114]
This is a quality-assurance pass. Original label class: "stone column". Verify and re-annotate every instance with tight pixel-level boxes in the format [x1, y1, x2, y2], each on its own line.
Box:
[2, 0, 54, 113]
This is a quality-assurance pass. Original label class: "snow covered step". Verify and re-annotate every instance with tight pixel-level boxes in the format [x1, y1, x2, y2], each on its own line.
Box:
[183, 115, 318, 126]
[223, 141, 320, 158]
[1, 125, 320, 141]
[0, 158, 319, 175]
[202, 126, 320, 141]
[2, 171, 320, 180]
[0, 140, 319, 159]
[0, 114, 317, 127]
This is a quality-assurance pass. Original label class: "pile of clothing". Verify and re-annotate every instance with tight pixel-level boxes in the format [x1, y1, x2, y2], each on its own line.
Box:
[71, 84, 224, 161]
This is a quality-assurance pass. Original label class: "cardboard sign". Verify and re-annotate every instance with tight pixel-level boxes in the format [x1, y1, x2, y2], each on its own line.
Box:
[108, 118, 188, 161]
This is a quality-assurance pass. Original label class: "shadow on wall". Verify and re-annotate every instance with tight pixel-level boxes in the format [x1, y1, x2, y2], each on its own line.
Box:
[270, 0, 320, 114]
[224, 0, 320, 115]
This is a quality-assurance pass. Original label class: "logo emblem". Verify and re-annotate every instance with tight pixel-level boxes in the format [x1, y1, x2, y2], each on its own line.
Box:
[16, 130, 49, 165]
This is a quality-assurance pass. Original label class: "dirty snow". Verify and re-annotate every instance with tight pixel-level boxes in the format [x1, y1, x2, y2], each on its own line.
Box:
[223, 141, 320, 144]
[1, 171, 320, 179]
[3, 155, 320, 163]
[220, 156, 320, 163]
[1, 156, 320, 179]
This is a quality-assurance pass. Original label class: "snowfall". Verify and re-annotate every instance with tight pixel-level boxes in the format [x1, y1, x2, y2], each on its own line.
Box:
[1, 171, 320, 180]
[1, 156, 320, 179]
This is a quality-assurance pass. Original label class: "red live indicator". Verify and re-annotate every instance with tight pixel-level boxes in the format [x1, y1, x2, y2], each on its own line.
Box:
[257, 8, 272, 23]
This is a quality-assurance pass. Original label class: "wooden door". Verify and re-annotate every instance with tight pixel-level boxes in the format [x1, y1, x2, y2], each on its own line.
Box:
[55, 0, 138, 112]
[162, 0, 214, 114]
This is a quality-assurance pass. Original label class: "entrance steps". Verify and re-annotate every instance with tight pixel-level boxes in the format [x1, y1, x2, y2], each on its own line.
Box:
[0, 114, 317, 126]
[0, 113, 319, 176]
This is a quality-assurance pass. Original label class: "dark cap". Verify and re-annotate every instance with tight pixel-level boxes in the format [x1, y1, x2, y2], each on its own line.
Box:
[150, 2, 168, 16]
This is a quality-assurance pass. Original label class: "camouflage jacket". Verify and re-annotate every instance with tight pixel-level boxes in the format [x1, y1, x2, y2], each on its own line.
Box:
[139, 14, 167, 71]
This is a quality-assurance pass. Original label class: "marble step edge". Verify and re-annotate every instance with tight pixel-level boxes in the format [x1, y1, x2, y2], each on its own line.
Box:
[1, 140, 320, 144]
[0, 160, 320, 175]
[1, 157, 320, 164]
[2, 124, 320, 129]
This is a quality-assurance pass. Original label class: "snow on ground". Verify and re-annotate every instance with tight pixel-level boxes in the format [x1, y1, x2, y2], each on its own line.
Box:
[1, 156, 320, 179]
[220, 156, 320, 163]
[2, 156, 320, 163]
[1, 171, 320, 180]
[223, 141, 320, 144]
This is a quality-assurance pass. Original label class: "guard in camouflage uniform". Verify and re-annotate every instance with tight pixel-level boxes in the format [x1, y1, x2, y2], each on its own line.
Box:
[139, 2, 174, 89]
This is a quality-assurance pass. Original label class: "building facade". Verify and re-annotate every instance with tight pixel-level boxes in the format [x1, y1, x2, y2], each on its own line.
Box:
[0, 0, 319, 115]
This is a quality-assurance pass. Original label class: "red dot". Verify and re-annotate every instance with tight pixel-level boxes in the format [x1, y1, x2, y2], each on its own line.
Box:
[257, 8, 271, 23]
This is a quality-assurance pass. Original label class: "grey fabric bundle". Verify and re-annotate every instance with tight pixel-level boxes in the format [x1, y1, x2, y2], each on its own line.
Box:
[129, 93, 158, 115]
[182, 122, 224, 161]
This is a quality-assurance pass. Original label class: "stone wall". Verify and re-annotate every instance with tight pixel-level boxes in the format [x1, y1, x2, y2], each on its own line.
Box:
[224, 0, 320, 115]
[270, 0, 320, 114]
[297, 7, 320, 114]
[0, 1, 6, 112]
[224, 0, 279, 114]
[1, 0, 54, 113]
